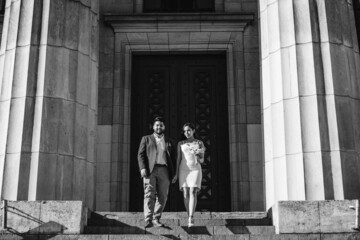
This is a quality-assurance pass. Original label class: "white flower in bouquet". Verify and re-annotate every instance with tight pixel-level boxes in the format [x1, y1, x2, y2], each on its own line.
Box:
[187, 141, 205, 164]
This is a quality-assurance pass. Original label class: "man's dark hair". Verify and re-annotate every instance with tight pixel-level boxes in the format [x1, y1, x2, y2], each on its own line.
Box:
[153, 116, 165, 125]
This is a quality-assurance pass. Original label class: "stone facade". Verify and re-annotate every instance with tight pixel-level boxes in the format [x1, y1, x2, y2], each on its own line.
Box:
[0, 0, 359, 213]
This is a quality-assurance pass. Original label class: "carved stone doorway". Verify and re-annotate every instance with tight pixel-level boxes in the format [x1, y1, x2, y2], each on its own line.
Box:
[130, 54, 231, 212]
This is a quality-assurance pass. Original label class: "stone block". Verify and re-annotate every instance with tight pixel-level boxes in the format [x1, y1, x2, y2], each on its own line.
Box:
[4, 201, 41, 233]
[35, 153, 58, 200]
[249, 162, 263, 181]
[246, 88, 260, 106]
[210, 32, 231, 42]
[293, 1, 313, 43]
[98, 88, 113, 107]
[86, 162, 96, 209]
[250, 181, 264, 201]
[303, 151, 326, 199]
[15, 153, 31, 200]
[47, 0, 65, 47]
[299, 95, 321, 152]
[190, 32, 211, 43]
[96, 182, 110, 204]
[74, 104, 88, 158]
[248, 143, 262, 162]
[335, 97, 355, 150]
[76, 54, 91, 106]
[78, 6, 91, 55]
[244, 52, 259, 71]
[245, 70, 260, 88]
[285, 153, 305, 200]
[296, 43, 317, 96]
[147, 33, 169, 44]
[283, 98, 302, 154]
[324, 1, 343, 44]
[97, 125, 112, 144]
[272, 200, 360, 234]
[230, 161, 242, 181]
[1, 201, 87, 234]
[90, 14, 99, 62]
[73, 157, 87, 201]
[64, 1, 79, 50]
[89, 62, 98, 111]
[340, 152, 360, 199]
[329, 44, 351, 96]
[272, 201, 320, 234]
[319, 200, 360, 233]
[62, 155, 75, 200]
[224, 2, 242, 12]
[97, 143, 111, 163]
[96, 162, 111, 183]
[58, 100, 75, 156]
[169, 32, 190, 44]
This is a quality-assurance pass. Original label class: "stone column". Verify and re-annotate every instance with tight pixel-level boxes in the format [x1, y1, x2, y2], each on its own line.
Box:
[0, 0, 99, 209]
[259, 0, 360, 209]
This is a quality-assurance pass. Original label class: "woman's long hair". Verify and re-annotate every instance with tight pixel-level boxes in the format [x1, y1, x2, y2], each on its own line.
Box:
[180, 122, 197, 141]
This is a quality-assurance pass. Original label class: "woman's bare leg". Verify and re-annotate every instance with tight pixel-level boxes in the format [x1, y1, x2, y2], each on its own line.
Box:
[183, 187, 190, 216]
[189, 187, 198, 218]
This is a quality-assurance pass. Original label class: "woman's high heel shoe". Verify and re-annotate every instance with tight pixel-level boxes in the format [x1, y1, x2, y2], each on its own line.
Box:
[188, 216, 194, 228]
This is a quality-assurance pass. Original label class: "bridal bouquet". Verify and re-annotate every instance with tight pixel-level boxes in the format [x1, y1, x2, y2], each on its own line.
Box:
[187, 141, 205, 164]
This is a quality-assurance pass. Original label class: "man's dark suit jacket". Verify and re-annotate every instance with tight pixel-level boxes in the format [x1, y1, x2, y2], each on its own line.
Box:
[137, 134, 176, 179]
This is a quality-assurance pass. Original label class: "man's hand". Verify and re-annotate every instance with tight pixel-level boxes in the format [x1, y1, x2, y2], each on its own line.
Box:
[140, 169, 148, 178]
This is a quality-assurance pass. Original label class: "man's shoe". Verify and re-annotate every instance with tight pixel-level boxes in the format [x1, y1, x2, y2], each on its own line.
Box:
[152, 219, 164, 227]
[144, 220, 153, 228]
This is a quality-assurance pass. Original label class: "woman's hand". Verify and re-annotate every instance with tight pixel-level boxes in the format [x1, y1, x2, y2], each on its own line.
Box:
[195, 155, 204, 164]
[172, 174, 178, 183]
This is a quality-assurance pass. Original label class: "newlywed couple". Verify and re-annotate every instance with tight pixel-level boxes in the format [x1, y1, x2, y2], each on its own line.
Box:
[137, 116, 205, 228]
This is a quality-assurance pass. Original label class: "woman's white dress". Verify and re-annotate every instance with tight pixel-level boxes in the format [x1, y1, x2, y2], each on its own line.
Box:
[179, 141, 203, 191]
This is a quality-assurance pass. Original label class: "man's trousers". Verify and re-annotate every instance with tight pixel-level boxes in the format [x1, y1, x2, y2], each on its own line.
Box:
[143, 165, 170, 221]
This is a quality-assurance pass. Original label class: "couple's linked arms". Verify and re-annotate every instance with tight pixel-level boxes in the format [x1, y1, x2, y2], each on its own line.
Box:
[172, 142, 182, 183]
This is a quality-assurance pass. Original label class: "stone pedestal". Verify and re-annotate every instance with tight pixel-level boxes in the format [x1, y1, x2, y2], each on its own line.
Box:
[271, 200, 360, 234]
[0, 0, 99, 209]
[0, 201, 87, 234]
[259, 0, 360, 209]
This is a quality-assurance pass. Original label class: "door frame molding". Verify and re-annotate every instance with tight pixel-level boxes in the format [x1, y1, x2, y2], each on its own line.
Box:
[105, 14, 256, 211]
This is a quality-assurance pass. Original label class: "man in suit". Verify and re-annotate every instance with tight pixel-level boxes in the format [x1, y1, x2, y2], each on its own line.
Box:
[138, 116, 176, 228]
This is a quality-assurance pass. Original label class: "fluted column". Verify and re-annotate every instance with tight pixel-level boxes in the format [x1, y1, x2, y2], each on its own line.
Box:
[260, 0, 360, 209]
[0, 0, 99, 209]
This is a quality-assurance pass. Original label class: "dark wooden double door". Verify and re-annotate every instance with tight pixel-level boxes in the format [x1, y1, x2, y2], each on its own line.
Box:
[130, 54, 230, 212]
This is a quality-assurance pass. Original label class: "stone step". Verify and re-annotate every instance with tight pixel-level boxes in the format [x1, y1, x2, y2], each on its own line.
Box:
[0, 234, 303, 240]
[3, 234, 360, 240]
[90, 211, 269, 219]
[87, 217, 272, 227]
[88, 211, 272, 227]
[84, 225, 276, 235]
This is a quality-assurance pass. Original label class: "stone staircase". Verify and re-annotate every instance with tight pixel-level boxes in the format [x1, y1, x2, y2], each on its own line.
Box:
[83, 211, 275, 239]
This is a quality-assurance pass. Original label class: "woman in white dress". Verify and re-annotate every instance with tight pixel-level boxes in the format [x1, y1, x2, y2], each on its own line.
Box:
[172, 123, 205, 227]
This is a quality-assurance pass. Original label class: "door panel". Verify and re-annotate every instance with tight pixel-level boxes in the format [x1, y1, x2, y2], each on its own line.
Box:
[130, 54, 230, 212]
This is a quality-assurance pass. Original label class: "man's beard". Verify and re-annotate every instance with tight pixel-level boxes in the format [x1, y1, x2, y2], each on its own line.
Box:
[155, 129, 164, 135]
